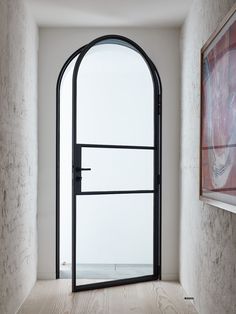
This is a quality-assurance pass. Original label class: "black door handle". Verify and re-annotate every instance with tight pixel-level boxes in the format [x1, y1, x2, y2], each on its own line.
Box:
[75, 167, 91, 172]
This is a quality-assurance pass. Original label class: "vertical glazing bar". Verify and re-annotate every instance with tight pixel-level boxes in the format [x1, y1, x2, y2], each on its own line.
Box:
[152, 61, 162, 280]
[156, 69, 162, 280]
[153, 91, 159, 279]
[72, 54, 80, 292]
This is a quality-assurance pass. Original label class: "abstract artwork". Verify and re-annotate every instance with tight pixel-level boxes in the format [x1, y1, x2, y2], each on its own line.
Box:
[200, 7, 236, 212]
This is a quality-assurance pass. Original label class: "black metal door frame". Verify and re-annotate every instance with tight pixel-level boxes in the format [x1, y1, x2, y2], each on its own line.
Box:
[56, 35, 162, 293]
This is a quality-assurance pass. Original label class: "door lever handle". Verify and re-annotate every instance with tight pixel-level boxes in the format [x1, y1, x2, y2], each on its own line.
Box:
[75, 167, 91, 172]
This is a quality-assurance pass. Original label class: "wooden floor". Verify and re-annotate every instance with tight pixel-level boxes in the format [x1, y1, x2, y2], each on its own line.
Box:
[18, 280, 198, 314]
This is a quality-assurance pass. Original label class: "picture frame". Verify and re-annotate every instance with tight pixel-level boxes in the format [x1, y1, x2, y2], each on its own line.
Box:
[200, 4, 236, 214]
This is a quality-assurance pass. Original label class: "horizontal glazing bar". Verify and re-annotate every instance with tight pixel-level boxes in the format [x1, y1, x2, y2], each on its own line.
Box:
[77, 190, 155, 195]
[78, 143, 156, 150]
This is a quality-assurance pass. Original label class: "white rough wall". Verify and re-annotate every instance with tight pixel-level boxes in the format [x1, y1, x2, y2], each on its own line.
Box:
[180, 0, 236, 313]
[0, 0, 38, 313]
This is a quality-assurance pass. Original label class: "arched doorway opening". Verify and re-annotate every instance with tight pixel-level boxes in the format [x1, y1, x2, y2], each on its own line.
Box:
[56, 35, 162, 292]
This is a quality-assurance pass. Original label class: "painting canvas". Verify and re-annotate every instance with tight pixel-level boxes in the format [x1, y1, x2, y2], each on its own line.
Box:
[201, 8, 236, 211]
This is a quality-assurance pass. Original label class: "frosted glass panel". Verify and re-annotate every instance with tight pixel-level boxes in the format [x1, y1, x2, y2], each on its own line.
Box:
[76, 43, 154, 146]
[76, 194, 153, 285]
[81, 147, 153, 191]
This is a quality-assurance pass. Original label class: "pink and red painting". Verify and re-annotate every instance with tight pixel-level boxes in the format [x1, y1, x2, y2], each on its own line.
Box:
[201, 8, 236, 210]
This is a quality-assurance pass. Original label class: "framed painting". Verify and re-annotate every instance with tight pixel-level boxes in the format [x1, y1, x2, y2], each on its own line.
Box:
[200, 4, 236, 213]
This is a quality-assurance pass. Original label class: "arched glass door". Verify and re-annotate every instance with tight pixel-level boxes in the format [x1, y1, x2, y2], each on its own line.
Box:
[57, 35, 162, 292]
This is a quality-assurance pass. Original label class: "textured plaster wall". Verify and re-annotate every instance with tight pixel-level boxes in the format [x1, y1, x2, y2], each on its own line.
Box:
[180, 0, 236, 313]
[0, 0, 38, 313]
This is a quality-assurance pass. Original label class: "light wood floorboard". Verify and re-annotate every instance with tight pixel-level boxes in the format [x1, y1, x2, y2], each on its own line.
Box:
[17, 280, 198, 314]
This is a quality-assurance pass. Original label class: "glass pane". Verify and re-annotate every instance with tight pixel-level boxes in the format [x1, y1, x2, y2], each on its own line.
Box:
[76, 43, 154, 146]
[76, 194, 153, 286]
[81, 147, 153, 192]
[59, 56, 78, 276]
